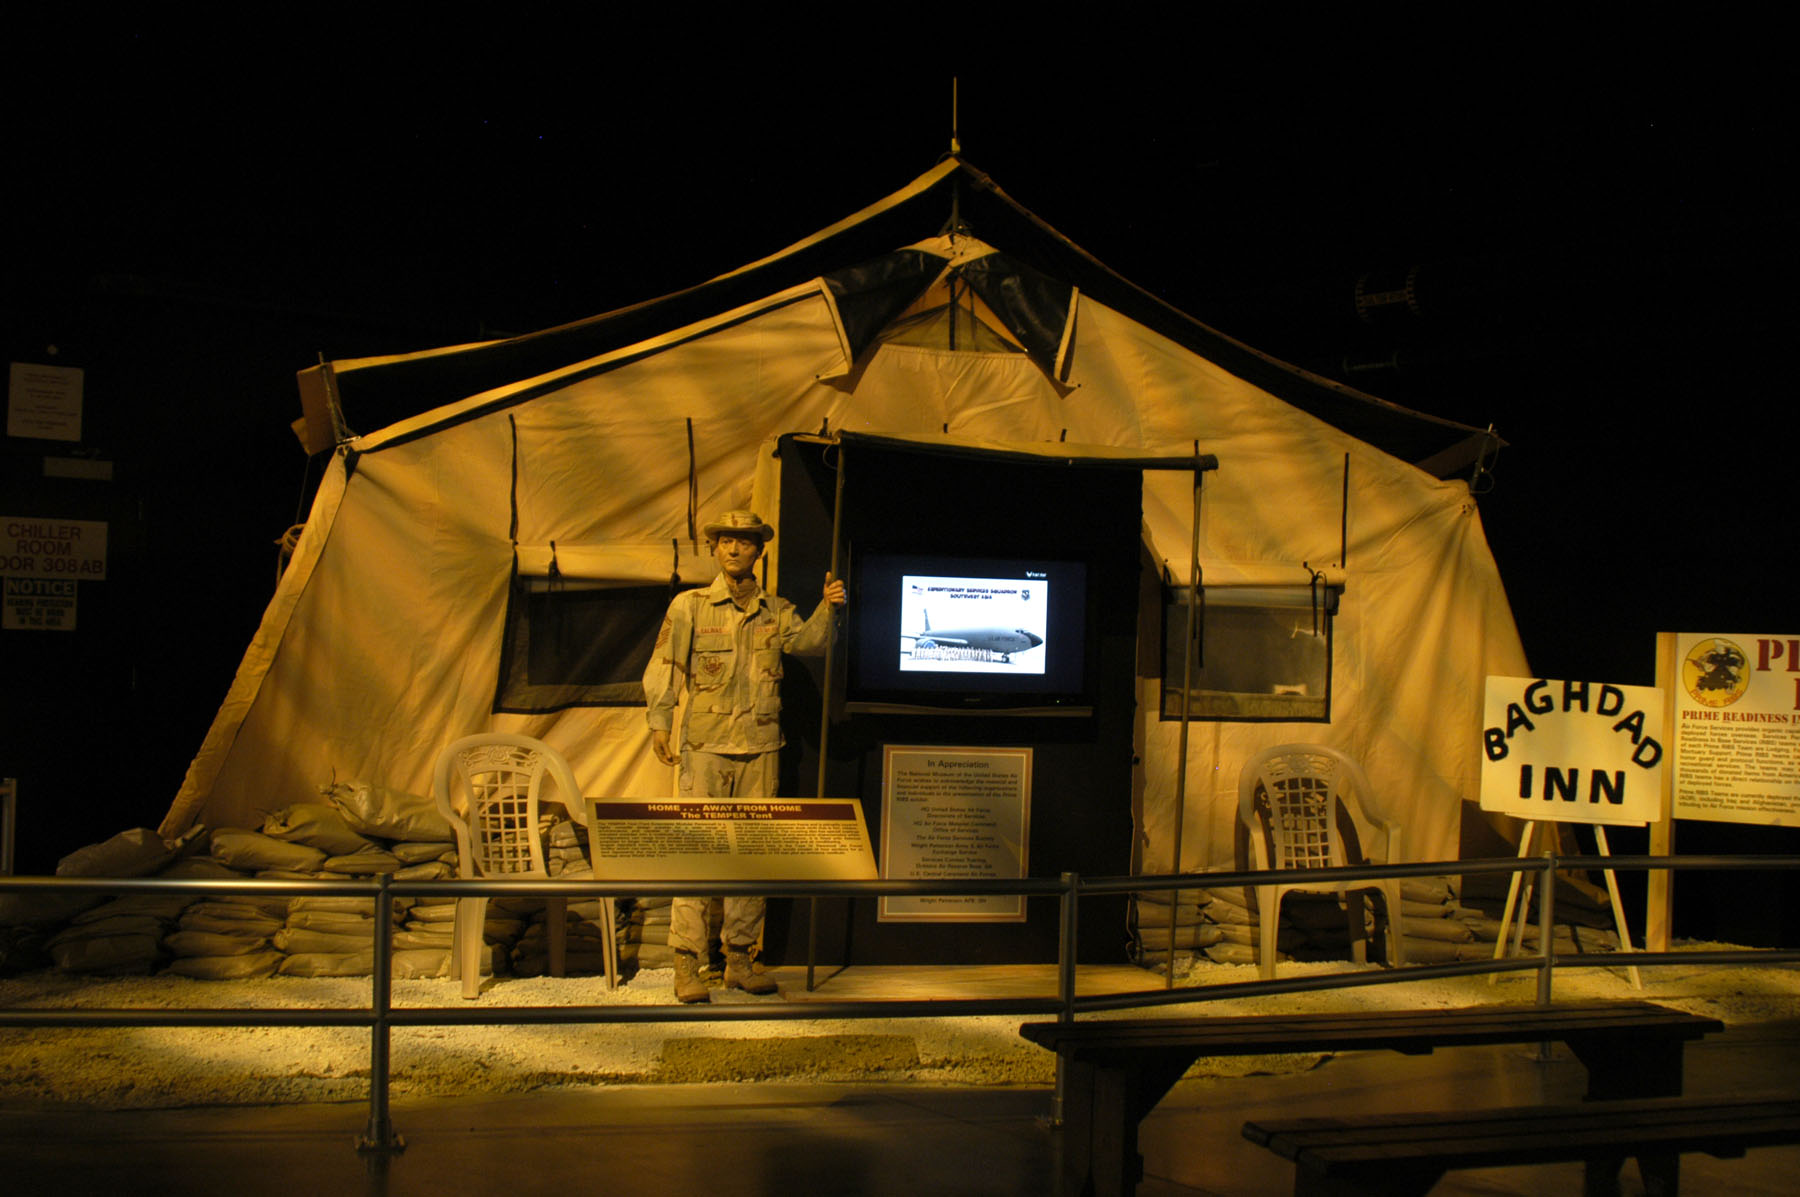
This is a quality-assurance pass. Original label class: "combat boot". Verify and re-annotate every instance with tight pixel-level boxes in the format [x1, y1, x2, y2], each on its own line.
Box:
[724, 947, 778, 995]
[673, 950, 710, 1003]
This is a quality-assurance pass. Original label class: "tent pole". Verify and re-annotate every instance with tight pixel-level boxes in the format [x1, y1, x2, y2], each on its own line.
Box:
[1167, 454, 1203, 986]
[807, 442, 848, 992]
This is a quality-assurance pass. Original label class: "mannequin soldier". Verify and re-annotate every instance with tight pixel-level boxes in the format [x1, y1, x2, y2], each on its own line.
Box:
[642, 509, 847, 1002]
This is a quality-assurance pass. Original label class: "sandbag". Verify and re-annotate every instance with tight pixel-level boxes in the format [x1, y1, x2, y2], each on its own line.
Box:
[165, 930, 273, 957]
[320, 780, 454, 842]
[1403, 916, 1475, 943]
[276, 927, 380, 955]
[57, 827, 180, 878]
[49, 915, 168, 945]
[209, 829, 327, 873]
[69, 892, 196, 923]
[49, 932, 163, 973]
[321, 848, 402, 875]
[262, 803, 377, 856]
[279, 950, 376, 977]
[391, 841, 456, 864]
[187, 897, 292, 921]
[180, 911, 283, 937]
[164, 951, 283, 980]
[392, 949, 452, 979]
[1401, 877, 1455, 904]
[286, 910, 382, 933]
[1135, 923, 1226, 950]
[290, 895, 408, 918]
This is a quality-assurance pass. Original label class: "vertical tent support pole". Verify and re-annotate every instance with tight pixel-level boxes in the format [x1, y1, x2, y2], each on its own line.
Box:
[808, 442, 849, 992]
[1166, 454, 1204, 987]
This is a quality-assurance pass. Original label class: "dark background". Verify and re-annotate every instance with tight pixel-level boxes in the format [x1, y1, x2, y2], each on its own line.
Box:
[3, 40, 1794, 938]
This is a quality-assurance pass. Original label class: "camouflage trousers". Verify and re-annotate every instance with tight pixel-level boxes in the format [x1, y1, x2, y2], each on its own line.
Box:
[670, 750, 778, 954]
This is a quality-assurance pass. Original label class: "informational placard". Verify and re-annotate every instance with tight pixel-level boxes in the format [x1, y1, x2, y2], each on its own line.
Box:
[879, 745, 1031, 922]
[3, 576, 77, 630]
[8, 362, 84, 441]
[583, 798, 876, 882]
[0, 518, 107, 579]
[1670, 633, 1800, 826]
[1480, 677, 1664, 827]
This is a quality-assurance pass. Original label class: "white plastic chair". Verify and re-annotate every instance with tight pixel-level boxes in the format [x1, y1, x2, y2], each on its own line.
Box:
[432, 733, 617, 997]
[1237, 743, 1405, 979]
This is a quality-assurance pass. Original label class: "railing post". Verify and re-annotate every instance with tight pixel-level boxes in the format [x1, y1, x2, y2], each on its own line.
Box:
[358, 873, 404, 1154]
[1053, 871, 1078, 1129]
[1536, 849, 1557, 1007]
[1058, 871, 1078, 1024]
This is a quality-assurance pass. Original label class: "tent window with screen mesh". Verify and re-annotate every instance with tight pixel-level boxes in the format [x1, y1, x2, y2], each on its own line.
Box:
[493, 579, 666, 712]
[1161, 585, 1339, 722]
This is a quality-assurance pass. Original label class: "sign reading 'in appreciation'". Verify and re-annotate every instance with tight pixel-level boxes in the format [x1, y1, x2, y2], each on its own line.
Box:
[584, 798, 876, 883]
[879, 746, 1031, 923]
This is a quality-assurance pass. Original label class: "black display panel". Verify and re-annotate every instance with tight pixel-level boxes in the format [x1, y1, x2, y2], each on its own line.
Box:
[847, 551, 1093, 714]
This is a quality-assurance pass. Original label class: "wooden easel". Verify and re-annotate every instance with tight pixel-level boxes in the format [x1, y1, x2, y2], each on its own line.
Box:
[1490, 818, 1642, 989]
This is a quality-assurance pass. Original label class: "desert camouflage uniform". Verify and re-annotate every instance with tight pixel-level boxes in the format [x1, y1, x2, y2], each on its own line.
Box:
[644, 573, 832, 954]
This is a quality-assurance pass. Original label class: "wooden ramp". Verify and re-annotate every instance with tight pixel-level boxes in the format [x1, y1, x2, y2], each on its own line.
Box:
[769, 962, 1161, 1002]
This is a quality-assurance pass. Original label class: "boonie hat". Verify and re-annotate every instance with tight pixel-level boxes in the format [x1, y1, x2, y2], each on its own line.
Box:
[703, 509, 774, 543]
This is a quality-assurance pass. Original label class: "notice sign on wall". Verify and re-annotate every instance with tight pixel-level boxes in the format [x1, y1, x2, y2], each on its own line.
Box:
[879, 746, 1031, 923]
[3, 576, 77, 630]
[1671, 633, 1800, 827]
[8, 362, 84, 441]
[0, 517, 107, 579]
[583, 798, 876, 883]
[1480, 677, 1664, 827]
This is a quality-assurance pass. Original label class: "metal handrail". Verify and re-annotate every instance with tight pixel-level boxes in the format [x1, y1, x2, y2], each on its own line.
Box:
[5, 852, 1799, 1152]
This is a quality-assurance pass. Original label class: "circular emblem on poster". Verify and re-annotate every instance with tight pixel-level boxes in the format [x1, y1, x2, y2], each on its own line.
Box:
[1682, 636, 1751, 707]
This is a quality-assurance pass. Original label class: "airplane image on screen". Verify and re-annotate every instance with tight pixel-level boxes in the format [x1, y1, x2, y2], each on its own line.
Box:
[902, 610, 1044, 663]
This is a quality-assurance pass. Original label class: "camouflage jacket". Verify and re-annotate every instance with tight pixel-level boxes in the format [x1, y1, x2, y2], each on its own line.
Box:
[643, 574, 833, 755]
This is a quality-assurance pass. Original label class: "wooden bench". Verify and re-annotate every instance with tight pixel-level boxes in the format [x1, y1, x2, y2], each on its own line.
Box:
[1243, 1093, 1800, 1195]
[1018, 1001, 1723, 1197]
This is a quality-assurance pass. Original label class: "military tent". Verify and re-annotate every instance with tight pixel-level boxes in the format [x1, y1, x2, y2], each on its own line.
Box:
[158, 158, 1524, 948]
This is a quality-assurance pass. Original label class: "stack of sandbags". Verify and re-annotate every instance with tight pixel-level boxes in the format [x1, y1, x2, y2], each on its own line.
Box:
[162, 828, 318, 978]
[395, 894, 523, 980]
[1281, 892, 1374, 962]
[1129, 888, 1223, 967]
[160, 854, 285, 979]
[616, 897, 677, 972]
[511, 816, 619, 979]
[1382, 876, 1479, 964]
[12, 828, 188, 974]
[543, 816, 588, 878]
[512, 889, 619, 978]
[266, 784, 461, 979]
[38, 828, 198, 975]
[1191, 884, 1306, 966]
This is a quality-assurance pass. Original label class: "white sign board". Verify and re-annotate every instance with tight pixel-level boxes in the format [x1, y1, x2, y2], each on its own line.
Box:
[879, 745, 1031, 922]
[3, 576, 77, 630]
[1671, 633, 1800, 826]
[1480, 677, 1664, 827]
[0, 518, 107, 580]
[583, 798, 876, 882]
[8, 362, 84, 441]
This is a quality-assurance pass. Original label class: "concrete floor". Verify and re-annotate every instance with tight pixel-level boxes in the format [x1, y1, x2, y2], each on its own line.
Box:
[5, 1019, 1798, 1196]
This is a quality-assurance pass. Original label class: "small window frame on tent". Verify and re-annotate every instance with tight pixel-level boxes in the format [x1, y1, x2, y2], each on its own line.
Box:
[492, 542, 715, 714]
[1158, 583, 1340, 722]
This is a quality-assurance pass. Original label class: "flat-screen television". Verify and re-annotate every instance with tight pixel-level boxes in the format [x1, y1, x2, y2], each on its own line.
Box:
[846, 550, 1094, 715]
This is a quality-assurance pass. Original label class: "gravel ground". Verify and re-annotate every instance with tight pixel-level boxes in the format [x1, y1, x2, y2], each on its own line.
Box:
[2, 946, 1795, 1110]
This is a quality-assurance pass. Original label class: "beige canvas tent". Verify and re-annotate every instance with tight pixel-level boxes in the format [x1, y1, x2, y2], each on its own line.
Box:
[159, 157, 1524, 901]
